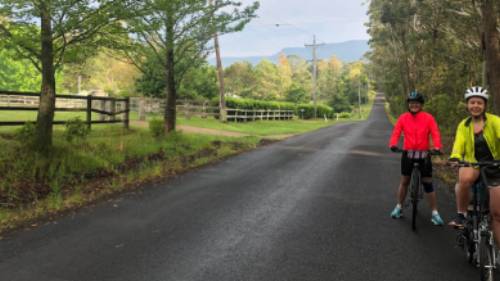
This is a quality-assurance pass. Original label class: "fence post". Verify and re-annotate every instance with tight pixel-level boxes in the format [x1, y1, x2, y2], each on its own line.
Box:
[125, 97, 130, 129]
[138, 97, 146, 121]
[100, 100, 106, 121]
[86, 95, 92, 129]
[111, 99, 116, 122]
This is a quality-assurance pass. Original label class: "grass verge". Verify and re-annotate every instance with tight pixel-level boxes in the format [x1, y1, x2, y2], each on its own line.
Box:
[0, 127, 260, 234]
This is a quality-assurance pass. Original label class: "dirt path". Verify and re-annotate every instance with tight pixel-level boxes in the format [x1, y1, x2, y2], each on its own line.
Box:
[130, 121, 249, 137]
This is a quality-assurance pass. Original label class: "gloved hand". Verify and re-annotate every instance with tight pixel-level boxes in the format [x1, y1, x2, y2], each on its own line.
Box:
[390, 146, 399, 153]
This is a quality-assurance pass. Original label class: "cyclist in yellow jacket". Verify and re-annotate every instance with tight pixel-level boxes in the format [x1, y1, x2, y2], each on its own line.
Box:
[448, 87, 500, 245]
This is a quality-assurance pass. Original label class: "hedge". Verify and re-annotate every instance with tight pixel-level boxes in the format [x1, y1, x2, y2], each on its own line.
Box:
[210, 97, 334, 119]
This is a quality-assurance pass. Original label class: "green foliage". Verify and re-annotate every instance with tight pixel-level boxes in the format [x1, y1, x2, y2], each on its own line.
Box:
[0, 126, 259, 207]
[60, 50, 140, 96]
[16, 122, 36, 148]
[252, 60, 282, 100]
[338, 112, 351, 119]
[125, 0, 259, 95]
[0, 49, 41, 91]
[0, 0, 131, 71]
[330, 94, 352, 113]
[64, 118, 90, 143]
[296, 104, 334, 119]
[149, 118, 165, 138]
[286, 84, 309, 104]
[224, 97, 295, 110]
[136, 60, 218, 100]
[366, 0, 496, 126]
[222, 54, 371, 118]
[224, 61, 257, 98]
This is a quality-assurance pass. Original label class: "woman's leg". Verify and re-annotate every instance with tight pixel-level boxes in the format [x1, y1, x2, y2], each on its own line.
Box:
[422, 177, 437, 211]
[456, 167, 480, 214]
[397, 175, 411, 205]
[489, 186, 500, 245]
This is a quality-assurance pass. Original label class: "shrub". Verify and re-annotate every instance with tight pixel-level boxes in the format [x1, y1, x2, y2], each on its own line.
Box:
[338, 112, 351, 119]
[149, 118, 165, 138]
[16, 122, 37, 148]
[64, 118, 90, 143]
[296, 104, 334, 119]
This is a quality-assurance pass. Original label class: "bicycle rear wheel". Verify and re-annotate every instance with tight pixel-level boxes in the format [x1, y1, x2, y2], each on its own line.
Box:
[479, 234, 495, 281]
[410, 168, 421, 231]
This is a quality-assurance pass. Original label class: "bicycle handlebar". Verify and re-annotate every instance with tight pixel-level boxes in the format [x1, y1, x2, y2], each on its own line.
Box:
[390, 147, 442, 156]
[447, 160, 500, 168]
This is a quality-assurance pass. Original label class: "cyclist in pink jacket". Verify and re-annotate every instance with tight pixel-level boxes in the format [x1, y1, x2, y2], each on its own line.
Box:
[388, 91, 444, 225]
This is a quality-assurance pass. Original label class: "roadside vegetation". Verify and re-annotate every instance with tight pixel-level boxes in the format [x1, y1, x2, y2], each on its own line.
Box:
[0, 123, 259, 233]
[367, 0, 500, 130]
[0, 0, 377, 234]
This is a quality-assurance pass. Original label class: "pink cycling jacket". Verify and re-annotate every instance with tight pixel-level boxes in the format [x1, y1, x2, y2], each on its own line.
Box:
[389, 111, 442, 150]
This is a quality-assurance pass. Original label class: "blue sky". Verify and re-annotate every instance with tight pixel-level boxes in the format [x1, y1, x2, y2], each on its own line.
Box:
[218, 0, 370, 57]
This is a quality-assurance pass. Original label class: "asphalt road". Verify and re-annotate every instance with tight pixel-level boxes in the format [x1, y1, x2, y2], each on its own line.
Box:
[0, 94, 487, 281]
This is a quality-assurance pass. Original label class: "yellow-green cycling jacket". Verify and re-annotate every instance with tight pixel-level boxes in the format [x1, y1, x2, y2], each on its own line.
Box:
[450, 112, 500, 162]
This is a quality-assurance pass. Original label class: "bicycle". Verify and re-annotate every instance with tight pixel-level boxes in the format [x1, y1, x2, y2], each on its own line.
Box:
[452, 160, 500, 281]
[393, 148, 440, 231]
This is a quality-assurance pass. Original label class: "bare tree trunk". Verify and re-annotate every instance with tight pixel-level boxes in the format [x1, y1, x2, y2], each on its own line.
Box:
[214, 32, 226, 122]
[210, 0, 226, 122]
[164, 14, 176, 133]
[482, 0, 500, 113]
[35, 1, 56, 153]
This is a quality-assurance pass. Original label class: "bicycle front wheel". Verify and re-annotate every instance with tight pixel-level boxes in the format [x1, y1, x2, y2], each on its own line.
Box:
[410, 168, 420, 231]
[479, 234, 495, 281]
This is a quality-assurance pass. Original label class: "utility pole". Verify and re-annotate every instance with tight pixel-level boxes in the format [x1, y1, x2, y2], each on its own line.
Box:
[210, 0, 226, 122]
[305, 35, 324, 119]
[358, 77, 362, 119]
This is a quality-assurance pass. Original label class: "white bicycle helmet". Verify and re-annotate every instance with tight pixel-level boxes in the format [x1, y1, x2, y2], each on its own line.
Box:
[465, 86, 489, 101]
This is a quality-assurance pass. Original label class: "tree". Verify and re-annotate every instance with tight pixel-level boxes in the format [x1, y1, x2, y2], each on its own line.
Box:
[123, 0, 258, 132]
[0, 0, 131, 152]
[286, 84, 308, 104]
[366, 0, 497, 127]
[288, 55, 312, 97]
[224, 61, 256, 98]
[0, 48, 41, 91]
[317, 56, 342, 101]
[253, 60, 282, 100]
[277, 53, 293, 98]
[480, 0, 500, 112]
[61, 50, 140, 96]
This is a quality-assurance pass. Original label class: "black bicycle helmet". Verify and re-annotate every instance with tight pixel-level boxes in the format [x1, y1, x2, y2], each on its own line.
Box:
[407, 90, 424, 104]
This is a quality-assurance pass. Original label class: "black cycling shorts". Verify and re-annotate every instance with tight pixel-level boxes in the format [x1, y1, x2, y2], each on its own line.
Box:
[401, 151, 432, 178]
[484, 166, 500, 187]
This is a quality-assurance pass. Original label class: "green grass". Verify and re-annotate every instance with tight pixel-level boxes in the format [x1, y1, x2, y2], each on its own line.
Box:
[177, 116, 346, 136]
[0, 127, 259, 232]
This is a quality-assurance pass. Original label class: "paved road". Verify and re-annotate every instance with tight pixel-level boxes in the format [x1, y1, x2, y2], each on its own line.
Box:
[0, 95, 487, 281]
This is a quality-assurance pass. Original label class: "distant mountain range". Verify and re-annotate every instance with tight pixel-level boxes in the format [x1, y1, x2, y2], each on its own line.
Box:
[208, 40, 370, 67]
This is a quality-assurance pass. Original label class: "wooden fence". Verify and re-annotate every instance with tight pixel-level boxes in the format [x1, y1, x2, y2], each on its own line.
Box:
[129, 97, 219, 120]
[0, 90, 130, 128]
[129, 97, 295, 122]
[226, 108, 294, 122]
